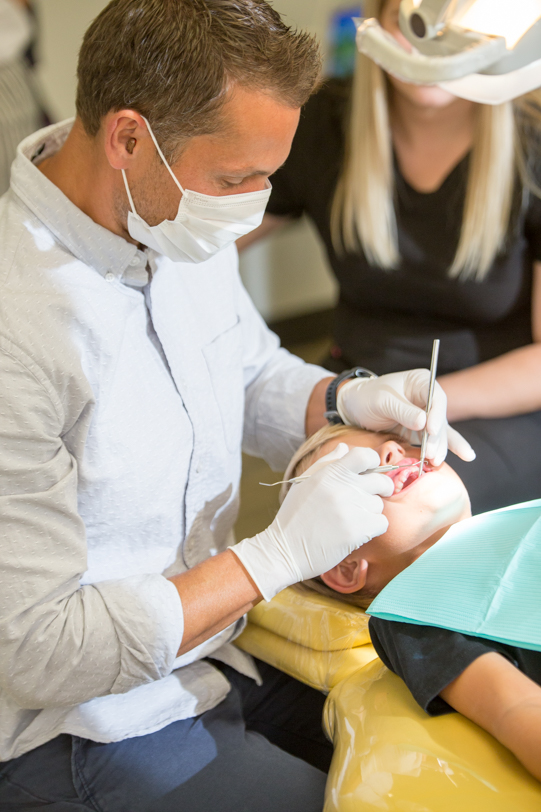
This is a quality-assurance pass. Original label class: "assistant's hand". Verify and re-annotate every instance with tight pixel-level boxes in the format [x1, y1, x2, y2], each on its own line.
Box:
[337, 369, 476, 466]
[232, 446, 393, 601]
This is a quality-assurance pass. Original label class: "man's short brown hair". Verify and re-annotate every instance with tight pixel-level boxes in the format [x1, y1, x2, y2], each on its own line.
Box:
[76, 0, 321, 160]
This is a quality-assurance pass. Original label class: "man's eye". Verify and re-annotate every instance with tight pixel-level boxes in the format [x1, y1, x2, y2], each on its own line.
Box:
[222, 179, 244, 188]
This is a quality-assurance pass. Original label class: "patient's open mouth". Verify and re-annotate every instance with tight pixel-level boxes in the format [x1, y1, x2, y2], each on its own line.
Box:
[386, 458, 432, 495]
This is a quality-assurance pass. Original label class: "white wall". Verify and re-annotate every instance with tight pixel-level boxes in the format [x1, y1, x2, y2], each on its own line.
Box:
[34, 0, 108, 121]
[34, 0, 344, 321]
[240, 0, 343, 321]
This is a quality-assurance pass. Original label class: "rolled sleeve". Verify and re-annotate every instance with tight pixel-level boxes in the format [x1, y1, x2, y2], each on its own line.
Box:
[0, 341, 182, 709]
[95, 575, 183, 695]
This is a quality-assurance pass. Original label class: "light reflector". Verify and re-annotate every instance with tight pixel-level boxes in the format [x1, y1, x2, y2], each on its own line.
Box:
[456, 0, 541, 49]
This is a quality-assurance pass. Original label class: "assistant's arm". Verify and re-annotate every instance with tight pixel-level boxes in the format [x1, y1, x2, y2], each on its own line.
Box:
[441, 651, 541, 782]
[439, 261, 541, 421]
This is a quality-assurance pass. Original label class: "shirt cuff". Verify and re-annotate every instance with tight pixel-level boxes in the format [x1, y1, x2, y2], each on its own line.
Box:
[93, 574, 184, 695]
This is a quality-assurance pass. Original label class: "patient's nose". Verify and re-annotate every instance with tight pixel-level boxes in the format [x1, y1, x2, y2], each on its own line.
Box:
[378, 441, 406, 466]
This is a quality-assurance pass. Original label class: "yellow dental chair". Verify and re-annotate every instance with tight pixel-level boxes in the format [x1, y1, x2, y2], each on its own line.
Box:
[235, 587, 541, 811]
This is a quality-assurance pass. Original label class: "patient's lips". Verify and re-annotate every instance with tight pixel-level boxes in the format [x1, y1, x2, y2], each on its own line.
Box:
[386, 458, 432, 495]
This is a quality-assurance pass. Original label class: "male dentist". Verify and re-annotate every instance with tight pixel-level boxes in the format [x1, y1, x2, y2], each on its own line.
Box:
[0, 1, 474, 810]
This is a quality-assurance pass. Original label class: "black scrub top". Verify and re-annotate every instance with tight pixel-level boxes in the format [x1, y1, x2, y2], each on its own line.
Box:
[267, 80, 541, 375]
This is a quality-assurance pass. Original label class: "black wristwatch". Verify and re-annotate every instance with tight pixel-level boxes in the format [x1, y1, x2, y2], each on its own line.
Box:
[325, 367, 378, 425]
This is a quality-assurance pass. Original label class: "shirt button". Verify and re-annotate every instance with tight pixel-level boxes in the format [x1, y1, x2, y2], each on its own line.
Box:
[129, 257, 139, 266]
[105, 272, 115, 282]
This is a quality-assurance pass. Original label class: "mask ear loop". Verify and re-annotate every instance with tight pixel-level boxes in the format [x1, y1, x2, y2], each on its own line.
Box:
[121, 115, 185, 215]
[121, 168, 138, 216]
[141, 115, 185, 196]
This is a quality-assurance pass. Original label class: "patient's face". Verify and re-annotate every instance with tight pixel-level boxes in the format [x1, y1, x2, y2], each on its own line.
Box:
[314, 430, 471, 596]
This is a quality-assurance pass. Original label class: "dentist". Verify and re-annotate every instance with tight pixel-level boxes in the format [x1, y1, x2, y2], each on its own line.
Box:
[0, 1, 473, 810]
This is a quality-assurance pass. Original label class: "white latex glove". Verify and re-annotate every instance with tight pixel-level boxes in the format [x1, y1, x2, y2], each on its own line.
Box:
[232, 445, 393, 601]
[337, 369, 476, 467]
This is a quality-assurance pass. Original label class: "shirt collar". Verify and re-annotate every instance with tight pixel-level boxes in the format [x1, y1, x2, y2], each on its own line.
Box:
[10, 119, 150, 287]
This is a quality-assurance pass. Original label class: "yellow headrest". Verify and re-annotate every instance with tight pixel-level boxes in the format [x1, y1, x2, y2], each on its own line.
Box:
[248, 586, 370, 651]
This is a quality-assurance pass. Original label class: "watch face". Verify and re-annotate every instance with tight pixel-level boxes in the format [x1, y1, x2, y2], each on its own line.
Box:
[353, 367, 377, 379]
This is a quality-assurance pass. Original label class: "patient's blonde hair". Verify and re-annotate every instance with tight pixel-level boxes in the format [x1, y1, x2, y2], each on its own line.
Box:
[330, 0, 541, 282]
[283, 424, 380, 610]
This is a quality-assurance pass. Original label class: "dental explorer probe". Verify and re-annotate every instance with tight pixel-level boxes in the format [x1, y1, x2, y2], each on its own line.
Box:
[418, 339, 440, 478]
[259, 460, 421, 488]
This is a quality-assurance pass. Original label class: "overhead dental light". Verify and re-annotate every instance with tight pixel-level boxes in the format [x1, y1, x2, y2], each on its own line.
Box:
[355, 0, 541, 103]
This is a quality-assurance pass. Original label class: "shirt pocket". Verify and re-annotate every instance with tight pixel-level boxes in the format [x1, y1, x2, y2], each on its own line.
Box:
[202, 318, 245, 453]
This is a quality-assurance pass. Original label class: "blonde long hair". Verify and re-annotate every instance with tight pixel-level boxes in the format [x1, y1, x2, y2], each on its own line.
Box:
[331, 0, 541, 282]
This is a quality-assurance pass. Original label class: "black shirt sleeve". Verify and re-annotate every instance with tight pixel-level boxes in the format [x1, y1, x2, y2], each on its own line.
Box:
[368, 616, 518, 716]
[525, 191, 541, 263]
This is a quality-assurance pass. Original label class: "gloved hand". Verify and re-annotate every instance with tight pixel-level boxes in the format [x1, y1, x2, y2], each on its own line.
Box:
[337, 369, 476, 467]
[232, 445, 393, 601]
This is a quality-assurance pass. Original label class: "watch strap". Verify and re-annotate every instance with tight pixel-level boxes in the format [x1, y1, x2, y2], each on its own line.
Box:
[325, 367, 378, 425]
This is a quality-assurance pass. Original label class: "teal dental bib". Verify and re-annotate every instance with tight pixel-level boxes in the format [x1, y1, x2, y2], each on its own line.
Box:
[367, 499, 541, 651]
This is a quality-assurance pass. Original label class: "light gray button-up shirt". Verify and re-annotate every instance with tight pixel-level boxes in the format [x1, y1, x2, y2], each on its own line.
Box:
[0, 120, 329, 761]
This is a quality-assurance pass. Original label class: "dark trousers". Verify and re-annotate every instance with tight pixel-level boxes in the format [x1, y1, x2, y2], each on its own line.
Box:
[0, 659, 331, 812]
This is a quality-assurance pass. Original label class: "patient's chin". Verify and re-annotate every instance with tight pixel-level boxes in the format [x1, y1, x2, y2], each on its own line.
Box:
[423, 483, 470, 531]
[415, 470, 467, 511]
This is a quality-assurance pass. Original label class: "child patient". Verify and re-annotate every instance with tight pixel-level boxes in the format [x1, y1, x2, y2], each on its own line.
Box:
[284, 424, 541, 783]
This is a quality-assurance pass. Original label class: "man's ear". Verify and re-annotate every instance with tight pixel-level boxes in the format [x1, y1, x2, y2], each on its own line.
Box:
[320, 556, 368, 594]
[103, 110, 149, 170]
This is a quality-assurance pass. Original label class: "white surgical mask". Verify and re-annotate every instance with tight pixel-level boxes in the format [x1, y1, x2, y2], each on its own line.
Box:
[121, 116, 272, 263]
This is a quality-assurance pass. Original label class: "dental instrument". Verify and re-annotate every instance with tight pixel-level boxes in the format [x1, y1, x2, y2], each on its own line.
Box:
[418, 338, 440, 478]
[260, 461, 421, 488]
[355, 1, 541, 105]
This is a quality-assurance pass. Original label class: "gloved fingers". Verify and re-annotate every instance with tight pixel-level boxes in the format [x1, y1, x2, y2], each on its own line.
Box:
[403, 368, 429, 406]
[447, 426, 476, 462]
[396, 426, 422, 446]
[425, 382, 447, 438]
[425, 427, 448, 467]
[335, 446, 381, 474]
[356, 472, 395, 498]
[327, 464, 394, 505]
[302, 442, 350, 477]
[365, 512, 389, 540]
[393, 403, 426, 433]
[324, 464, 389, 510]
[378, 384, 426, 432]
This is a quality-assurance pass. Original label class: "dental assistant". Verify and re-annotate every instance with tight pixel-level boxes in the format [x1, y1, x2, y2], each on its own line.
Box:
[242, 0, 541, 515]
[0, 1, 472, 810]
